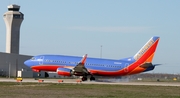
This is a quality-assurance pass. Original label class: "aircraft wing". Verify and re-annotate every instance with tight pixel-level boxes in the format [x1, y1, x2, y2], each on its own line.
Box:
[72, 54, 90, 76]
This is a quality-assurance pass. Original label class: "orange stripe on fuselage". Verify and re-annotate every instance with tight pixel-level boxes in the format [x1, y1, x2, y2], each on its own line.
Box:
[126, 53, 156, 75]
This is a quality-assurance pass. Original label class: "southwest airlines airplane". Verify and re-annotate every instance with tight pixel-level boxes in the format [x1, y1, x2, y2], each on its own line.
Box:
[24, 36, 160, 81]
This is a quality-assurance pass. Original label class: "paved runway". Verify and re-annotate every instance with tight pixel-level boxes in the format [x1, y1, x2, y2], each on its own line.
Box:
[0, 78, 180, 86]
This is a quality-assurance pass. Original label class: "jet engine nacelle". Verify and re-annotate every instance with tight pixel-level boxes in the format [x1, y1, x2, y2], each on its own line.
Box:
[57, 68, 73, 76]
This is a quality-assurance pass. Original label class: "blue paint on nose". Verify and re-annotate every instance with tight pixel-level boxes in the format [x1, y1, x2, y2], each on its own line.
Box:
[24, 60, 31, 67]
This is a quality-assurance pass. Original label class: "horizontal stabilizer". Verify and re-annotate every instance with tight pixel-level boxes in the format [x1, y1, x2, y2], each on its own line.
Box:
[140, 63, 153, 68]
[153, 64, 162, 66]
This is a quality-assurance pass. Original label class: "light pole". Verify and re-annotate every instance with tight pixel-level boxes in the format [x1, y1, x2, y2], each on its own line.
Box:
[9, 62, 11, 78]
[100, 45, 102, 58]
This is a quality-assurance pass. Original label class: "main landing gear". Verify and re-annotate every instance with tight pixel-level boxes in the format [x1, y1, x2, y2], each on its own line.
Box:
[82, 76, 88, 81]
[81, 76, 95, 81]
[90, 76, 95, 81]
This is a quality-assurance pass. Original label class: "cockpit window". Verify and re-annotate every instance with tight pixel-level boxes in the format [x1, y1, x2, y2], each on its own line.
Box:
[31, 57, 35, 60]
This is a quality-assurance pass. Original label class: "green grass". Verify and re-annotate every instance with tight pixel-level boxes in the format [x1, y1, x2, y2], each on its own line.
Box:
[0, 82, 179, 98]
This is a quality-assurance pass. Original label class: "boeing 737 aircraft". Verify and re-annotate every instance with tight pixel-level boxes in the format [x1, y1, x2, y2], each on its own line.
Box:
[24, 36, 160, 81]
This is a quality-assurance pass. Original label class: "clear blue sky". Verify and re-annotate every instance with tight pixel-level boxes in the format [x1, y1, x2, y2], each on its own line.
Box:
[0, 1, 180, 74]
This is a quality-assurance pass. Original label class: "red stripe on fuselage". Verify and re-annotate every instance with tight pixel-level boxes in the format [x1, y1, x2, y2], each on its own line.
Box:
[31, 65, 62, 72]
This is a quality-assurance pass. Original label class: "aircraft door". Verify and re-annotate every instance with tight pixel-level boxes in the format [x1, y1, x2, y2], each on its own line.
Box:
[39, 56, 44, 65]
[124, 63, 129, 72]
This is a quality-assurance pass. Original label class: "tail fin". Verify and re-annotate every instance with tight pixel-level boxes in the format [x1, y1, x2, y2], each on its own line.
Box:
[133, 36, 160, 63]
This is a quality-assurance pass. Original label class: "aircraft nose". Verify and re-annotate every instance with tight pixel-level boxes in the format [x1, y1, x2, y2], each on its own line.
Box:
[24, 60, 30, 67]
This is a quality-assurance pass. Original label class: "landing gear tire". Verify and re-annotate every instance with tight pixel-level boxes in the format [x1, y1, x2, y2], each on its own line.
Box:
[82, 77, 87, 81]
[90, 76, 95, 81]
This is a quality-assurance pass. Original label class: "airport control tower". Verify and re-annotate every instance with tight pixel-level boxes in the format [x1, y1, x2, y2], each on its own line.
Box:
[3, 4, 24, 54]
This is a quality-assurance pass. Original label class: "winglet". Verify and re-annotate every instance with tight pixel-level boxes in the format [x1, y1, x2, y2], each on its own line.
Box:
[80, 54, 87, 65]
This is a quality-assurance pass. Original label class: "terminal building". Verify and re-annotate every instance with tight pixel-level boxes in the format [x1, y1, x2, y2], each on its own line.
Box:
[0, 52, 32, 77]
